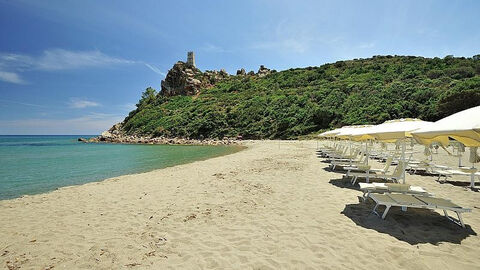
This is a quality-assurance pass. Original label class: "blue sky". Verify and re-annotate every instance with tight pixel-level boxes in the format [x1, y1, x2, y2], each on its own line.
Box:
[0, 0, 479, 134]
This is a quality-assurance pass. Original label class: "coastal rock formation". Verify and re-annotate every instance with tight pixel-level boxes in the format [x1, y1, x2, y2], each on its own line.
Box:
[236, 68, 246, 76]
[236, 66, 274, 77]
[204, 69, 229, 85]
[257, 65, 272, 77]
[80, 133, 238, 146]
[160, 62, 230, 97]
[161, 61, 206, 96]
[160, 53, 273, 97]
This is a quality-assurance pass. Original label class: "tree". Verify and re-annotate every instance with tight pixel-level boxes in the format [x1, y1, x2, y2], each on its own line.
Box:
[136, 87, 157, 108]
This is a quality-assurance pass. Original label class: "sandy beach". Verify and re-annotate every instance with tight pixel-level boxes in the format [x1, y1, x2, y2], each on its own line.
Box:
[1, 140, 479, 269]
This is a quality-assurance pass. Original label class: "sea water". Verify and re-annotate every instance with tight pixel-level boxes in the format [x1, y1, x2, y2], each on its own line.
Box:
[0, 135, 241, 200]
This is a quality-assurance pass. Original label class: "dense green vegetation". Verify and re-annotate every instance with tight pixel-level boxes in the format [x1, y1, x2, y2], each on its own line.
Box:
[121, 55, 480, 139]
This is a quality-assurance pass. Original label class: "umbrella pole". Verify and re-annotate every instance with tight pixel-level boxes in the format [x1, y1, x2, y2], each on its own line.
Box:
[401, 139, 406, 184]
[471, 157, 476, 189]
[349, 139, 353, 166]
[366, 140, 370, 183]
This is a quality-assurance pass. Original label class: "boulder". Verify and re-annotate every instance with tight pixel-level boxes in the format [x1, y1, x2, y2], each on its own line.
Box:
[257, 65, 272, 77]
[236, 68, 246, 76]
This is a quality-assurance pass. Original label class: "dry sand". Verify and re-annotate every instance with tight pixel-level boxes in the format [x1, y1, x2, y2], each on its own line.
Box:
[0, 140, 479, 269]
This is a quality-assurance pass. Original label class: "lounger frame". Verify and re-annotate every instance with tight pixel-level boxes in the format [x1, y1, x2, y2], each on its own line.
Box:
[369, 194, 471, 228]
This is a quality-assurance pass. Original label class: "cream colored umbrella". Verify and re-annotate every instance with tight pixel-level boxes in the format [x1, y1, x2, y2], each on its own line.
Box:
[411, 106, 480, 147]
[412, 106, 480, 188]
[364, 119, 433, 183]
[336, 125, 376, 182]
[319, 128, 341, 138]
[332, 125, 366, 157]
[317, 127, 348, 150]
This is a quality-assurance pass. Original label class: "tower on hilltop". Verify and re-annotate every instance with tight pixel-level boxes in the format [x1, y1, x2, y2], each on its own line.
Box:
[187, 51, 195, 67]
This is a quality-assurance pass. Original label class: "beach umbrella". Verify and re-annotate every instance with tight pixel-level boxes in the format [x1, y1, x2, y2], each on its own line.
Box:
[318, 127, 345, 149]
[347, 125, 377, 142]
[364, 118, 433, 183]
[336, 125, 374, 150]
[411, 106, 480, 147]
[336, 125, 377, 182]
[412, 106, 480, 188]
[319, 127, 344, 138]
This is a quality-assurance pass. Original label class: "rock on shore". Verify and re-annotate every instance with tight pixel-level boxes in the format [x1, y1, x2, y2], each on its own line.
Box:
[78, 124, 239, 146]
[80, 134, 238, 146]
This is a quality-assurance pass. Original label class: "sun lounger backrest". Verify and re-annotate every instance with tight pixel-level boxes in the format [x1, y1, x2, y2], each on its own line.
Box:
[383, 157, 393, 172]
[386, 183, 410, 192]
[391, 161, 406, 178]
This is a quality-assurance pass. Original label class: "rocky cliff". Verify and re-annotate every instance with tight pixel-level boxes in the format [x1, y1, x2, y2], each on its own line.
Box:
[160, 60, 274, 97]
[160, 61, 230, 96]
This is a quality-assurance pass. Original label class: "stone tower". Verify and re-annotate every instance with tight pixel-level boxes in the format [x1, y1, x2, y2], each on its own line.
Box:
[187, 51, 195, 67]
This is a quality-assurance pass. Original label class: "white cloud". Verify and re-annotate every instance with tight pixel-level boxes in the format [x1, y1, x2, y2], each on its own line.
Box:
[0, 99, 47, 108]
[0, 49, 163, 84]
[0, 113, 124, 135]
[201, 43, 230, 53]
[358, 42, 375, 49]
[120, 103, 137, 111]
[69, 98, 101, 109]
[143, 63, 166, 76]
[37, 49, 135, 70]
[249, 20, 317, 54]
[0, 49, 134, 72]
[0, 70, 25, 84]
[251, 38, 312, 54]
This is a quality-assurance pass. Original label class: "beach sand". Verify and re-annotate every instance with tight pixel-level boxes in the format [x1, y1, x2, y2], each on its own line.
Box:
[0, 140, 479, 269]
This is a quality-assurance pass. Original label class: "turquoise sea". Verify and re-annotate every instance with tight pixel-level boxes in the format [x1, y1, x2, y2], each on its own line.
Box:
[0, 135, 241, 200]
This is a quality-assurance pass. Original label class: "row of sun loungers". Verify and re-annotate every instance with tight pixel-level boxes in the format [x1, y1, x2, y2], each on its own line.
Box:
[316, 144, 472, 228]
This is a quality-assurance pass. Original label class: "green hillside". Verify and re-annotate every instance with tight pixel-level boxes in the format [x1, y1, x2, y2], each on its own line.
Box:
[121, 55, 480, 139]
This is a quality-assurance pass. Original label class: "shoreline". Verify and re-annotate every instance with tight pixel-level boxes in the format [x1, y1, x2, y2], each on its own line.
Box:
[1, 143, 246, 202]
[79, 134, 241, 146]
[1, 140, 479, 269]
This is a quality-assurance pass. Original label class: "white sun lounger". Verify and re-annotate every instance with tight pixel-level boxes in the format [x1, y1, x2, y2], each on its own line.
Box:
[434, 169, 480, 181]
[328, 148, 360, 162]
[330, 153, 367, 170]
[359, 183, 431, 200]
[344, 157, 393, 178]
[349, 161, 406, 185]
[407, 160, 450, 175]
[369, 193, 471, 228]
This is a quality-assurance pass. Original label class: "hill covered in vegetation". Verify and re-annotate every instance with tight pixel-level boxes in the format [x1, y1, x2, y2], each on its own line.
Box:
[118, 55, 480, 140]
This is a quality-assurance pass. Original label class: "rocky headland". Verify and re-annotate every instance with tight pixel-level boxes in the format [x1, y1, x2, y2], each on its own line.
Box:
[82, 53, 273, 145]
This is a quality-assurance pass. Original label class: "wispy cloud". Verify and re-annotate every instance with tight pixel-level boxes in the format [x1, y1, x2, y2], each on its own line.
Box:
[201, 43, 231, 53]
[0, 113, 124, 135]
[119, 103, 137, 112]
[0, 48, 161, 84]
[249, 20, 317, 54]
[358, 42, 375, 49]
[0, 70, 25, 84]
[143, 63, 166, 76]
[251, 38, 312, 54]
[0, 99, 48, 108]
[69, 98, 101, 109]
[0, 49, 134, 72]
